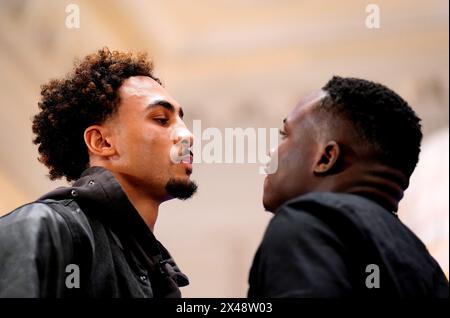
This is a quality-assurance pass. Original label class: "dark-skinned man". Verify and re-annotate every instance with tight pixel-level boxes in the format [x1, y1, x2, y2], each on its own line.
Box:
[248, 76, 449, 298]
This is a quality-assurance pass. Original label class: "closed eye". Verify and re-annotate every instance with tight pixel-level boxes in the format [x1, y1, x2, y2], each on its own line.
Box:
[154, 118, 169, 125]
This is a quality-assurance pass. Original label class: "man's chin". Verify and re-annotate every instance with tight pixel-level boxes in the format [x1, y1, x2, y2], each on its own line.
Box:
[263, 187, 288, 213]
[263, 178, 277, 212]
[262, 194, 277, 213]
[165, 177, 198, 200]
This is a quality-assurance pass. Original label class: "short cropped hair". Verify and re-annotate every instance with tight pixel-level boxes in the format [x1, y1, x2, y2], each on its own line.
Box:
[319, 76, 422, 178]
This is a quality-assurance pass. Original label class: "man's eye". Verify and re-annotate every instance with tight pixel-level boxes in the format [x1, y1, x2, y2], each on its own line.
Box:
[279, 129, 288, 139]
[154, 118, 169, 125]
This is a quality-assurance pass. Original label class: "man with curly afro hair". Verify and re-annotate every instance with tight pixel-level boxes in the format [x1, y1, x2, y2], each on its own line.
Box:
[249, 76, 449, 297]
[0, 47, 197, 297]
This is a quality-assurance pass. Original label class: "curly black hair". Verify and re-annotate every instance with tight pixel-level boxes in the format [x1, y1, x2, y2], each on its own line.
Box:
[32, 47, 160, 182]
[319, 76, 422, 178]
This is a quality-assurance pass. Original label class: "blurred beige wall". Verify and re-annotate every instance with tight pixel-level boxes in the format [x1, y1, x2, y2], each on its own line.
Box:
[0, 0, 448, 296]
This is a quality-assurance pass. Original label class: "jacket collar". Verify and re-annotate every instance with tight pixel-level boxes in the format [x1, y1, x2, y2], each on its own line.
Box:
[40, 166, 189, 287]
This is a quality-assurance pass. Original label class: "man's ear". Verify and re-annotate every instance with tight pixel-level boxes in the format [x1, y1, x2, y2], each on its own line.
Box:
[84, 125, 116, 158]
[314, 141, 340, 174]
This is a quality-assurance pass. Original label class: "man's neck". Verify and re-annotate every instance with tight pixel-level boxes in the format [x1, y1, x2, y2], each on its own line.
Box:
[111, 172, 161, 232]
[318, 162, 408, 212]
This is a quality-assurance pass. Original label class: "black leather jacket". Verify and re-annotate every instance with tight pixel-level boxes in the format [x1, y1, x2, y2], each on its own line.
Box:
[0, 167, 189, 297]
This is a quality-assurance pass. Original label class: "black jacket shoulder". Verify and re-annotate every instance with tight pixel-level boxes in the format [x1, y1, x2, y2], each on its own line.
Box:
[0, 199, 93, 297]
[249, 192, 449, 298]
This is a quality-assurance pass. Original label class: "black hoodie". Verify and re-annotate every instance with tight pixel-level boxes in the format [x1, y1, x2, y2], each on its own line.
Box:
[0, 167, 189, 297]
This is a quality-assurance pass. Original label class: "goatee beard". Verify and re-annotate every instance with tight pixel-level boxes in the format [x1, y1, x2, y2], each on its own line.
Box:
[165, 178, 198, 200]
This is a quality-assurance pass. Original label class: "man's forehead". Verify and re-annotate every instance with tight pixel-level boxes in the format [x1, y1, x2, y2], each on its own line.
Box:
[119, 75, 179, 108]
[287, 89, 327, 124]
[299, 89, 327, 106]
[120, 76, 162, 97]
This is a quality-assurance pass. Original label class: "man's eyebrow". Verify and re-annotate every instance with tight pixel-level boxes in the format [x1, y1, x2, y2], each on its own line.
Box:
[147, 100, 184, 118]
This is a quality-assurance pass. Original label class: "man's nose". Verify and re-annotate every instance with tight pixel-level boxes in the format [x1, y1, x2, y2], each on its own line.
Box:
[173, 123, 194, 148]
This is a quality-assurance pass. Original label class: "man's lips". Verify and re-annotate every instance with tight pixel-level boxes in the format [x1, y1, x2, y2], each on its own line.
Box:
[180, 153, 193, 163]
[182, 162, 193, 175]
[180, 154, 193, 174]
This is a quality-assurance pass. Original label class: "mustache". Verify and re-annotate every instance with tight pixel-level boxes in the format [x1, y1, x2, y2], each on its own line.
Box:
[177, 150, 193, 163]
[182, 150, 194, 158]
[169, 142, 194, 164]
